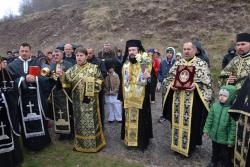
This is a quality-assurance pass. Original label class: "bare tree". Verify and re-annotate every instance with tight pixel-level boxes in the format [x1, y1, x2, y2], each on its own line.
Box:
[19, 0, 83, 15]
[1, 9, 17, 22]
[19, 0, 33, 15]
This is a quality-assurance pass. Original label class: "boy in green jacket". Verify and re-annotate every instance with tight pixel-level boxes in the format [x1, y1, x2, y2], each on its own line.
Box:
[203, 85, 237, 167]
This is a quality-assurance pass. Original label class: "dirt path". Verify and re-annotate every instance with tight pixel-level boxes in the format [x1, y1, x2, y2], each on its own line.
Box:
[100, 92, 211, 167]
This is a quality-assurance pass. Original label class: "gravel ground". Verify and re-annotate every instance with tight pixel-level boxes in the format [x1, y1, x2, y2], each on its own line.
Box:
[99, 92, 212, 167]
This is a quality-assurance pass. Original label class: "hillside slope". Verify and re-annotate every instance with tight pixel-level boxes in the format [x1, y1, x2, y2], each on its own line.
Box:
[0, 0, 249, 68]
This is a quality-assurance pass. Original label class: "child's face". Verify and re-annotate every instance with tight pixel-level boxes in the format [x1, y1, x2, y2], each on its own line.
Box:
[108, 68, 114, 73]
[219, 94, 228, 103]
[176, 55, 181, 61]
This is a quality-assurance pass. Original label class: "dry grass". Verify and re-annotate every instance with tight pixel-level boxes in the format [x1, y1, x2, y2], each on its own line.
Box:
[0, 1, 245, 86]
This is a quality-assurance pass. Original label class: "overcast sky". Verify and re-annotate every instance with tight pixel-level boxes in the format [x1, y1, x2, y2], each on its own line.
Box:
[0, 0, 22, 19]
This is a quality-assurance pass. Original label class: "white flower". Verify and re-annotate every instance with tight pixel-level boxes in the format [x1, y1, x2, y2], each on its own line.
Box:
[135, 53, 142, 62]
[142, 52, 148, 59]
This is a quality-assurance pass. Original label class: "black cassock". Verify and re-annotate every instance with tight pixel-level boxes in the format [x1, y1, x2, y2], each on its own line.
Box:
[50, 60, 74, 138]
[0, 69, 23, 167]
[229, 77, 250, 167]
[8, 57, 53, 151]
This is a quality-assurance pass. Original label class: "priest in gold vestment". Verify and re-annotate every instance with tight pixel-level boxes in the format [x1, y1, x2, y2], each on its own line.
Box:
[65, 47, 106, 152]
[118, 40, 153, 150]
[163, 42, 212, 157]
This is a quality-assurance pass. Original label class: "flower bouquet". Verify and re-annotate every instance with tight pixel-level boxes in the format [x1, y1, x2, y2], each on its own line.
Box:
[135, 52, 152, 85]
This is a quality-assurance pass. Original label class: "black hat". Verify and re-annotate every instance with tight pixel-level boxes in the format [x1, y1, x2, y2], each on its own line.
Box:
[236, 33, 250, 42]
[123, 39, 145, 64]
[126, 40, 144, 49]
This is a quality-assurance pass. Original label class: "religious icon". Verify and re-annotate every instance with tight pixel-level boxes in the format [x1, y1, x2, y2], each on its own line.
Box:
[173, 65, 195, 90]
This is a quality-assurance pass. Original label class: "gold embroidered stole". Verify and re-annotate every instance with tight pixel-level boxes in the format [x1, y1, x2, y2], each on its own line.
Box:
[122, 61, 146, 147]
[233, 114, 250, 167]
[171, 57, 195, 156]
[124, 108, 140, 146]
[122, 62, 146, 109]
[71, 64, 96, 100]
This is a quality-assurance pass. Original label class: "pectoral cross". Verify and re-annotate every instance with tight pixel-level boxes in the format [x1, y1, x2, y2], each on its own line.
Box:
[0, 121, 6, 137]
[26, 101, 34, 114]
[58, 110, 63, 119]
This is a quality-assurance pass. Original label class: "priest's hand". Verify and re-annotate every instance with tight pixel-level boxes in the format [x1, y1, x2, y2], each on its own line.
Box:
[186, 83, 195, 92]
[227, 75, 237, 84]
[26, 74, 36, 83]
[56, 68, 63, 77]
[170, 85, 178, 91]
[143, 70, 151, 79]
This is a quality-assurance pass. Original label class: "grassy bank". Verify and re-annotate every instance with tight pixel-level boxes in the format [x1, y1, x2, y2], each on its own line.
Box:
[21, 141, 143, 167]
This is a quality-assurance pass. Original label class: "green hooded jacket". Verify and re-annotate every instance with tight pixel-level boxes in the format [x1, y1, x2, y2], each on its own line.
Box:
[203, 85, 237, 145]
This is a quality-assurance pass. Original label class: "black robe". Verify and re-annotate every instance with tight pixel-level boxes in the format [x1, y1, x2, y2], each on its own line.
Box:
[118, 61, 153, 150]
[63, 54, 76, 65]
[0, 69, 23, 167]
[8, 57, 51, 151]
[50, 60, 74, 138]
[229, 77, 250, 167]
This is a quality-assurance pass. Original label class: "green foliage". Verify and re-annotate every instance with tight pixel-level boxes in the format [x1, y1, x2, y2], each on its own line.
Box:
[21, 141, 143, 167]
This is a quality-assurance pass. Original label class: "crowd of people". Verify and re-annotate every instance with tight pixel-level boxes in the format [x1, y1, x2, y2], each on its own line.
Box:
[0, 32, 250, 167]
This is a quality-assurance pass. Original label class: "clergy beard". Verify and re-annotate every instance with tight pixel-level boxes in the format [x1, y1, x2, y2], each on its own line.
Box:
[129, 55, 137, 64]
[239, 51, 250, 58]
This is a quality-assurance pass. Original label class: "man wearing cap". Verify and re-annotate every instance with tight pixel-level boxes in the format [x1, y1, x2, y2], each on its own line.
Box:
[118, 39, 153, 150]
[220, 33, 250, 90]
[221, 33, 250, 167]
[158, 47, 176, 123]
[162, 42, 212, 157]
